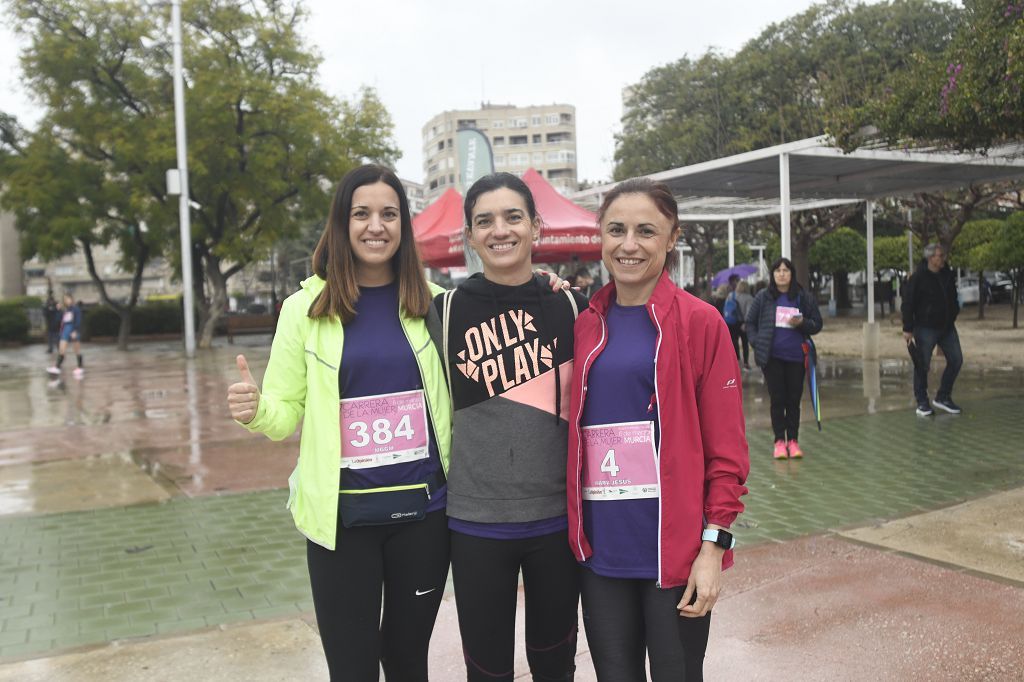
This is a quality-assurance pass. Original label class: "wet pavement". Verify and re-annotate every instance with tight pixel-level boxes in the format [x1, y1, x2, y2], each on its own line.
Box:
[0, 338, 1022, 679]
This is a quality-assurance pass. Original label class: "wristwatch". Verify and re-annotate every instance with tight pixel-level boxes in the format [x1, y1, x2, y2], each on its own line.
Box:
[701, 528, 736, 550]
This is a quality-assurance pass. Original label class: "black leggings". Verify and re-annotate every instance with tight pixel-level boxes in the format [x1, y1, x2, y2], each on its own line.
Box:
[306, 509, 450, 681]
[450, 529, 580, 681]
[581, 570, 711, 681]
[728, 322, 749, 365]
[763, 357, 805, 442]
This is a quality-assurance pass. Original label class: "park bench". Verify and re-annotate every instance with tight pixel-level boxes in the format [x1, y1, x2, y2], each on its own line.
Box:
[225, 314, 276, 342]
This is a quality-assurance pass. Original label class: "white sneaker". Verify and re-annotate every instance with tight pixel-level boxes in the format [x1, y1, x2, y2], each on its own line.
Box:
[72, 367, 84, 379]
[46, 366, 60, 375]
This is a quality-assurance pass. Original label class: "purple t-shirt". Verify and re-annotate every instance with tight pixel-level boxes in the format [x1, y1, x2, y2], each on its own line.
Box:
[580, 301, 660, 579]
[770, 292, 806, 363]
[338, 282, 446, 513]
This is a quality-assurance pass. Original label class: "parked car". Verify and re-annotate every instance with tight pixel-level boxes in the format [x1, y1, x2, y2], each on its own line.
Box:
[990, 276, 1016, 304]
[958, 277, 980, 305]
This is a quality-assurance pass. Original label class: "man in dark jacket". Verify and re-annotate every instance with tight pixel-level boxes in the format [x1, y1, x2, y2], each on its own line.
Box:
[901, 243, 962, 416]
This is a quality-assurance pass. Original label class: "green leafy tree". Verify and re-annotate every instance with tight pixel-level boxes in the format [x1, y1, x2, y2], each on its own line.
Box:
[873, 234, 919, 274]
[1, 0, 174, 349]
[871, 0, 1023, 152]
[809, 226, 866, 307]
[615, 0, 957, 290]
[958, 215, 1024, 325]
[0, 0, 398, 349]
[710, 242, 754, 273]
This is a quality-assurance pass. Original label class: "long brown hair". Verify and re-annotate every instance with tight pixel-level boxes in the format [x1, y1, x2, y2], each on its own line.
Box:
[308, 164, 431, 322]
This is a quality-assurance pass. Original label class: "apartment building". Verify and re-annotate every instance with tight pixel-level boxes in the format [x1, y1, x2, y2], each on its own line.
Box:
[421, 103, 578, 201]
[401, 178, 428, 216]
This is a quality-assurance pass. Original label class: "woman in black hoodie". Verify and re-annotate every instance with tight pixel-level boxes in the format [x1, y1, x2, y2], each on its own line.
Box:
[428, 173, 587, 682]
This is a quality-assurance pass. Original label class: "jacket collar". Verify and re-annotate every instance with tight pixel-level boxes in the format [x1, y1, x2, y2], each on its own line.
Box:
[589, 270, 677, 318]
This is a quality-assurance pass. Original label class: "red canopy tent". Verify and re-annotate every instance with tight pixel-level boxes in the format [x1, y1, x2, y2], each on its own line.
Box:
[411, 187, 463, 241]
[414, 168, 600, 268]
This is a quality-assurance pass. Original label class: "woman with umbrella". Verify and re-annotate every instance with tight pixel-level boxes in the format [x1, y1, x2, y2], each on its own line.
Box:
[745, 257, 823, 459]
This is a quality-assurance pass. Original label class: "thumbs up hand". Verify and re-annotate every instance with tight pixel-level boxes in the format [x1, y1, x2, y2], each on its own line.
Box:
[228, 354, 261, 424]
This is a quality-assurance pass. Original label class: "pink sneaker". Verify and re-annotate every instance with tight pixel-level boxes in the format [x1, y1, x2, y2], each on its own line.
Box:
[72, 367, 84, 379]
[787, 440, 804, 459]
[46, 366, 60, 375]
[773, 440, 788, 460]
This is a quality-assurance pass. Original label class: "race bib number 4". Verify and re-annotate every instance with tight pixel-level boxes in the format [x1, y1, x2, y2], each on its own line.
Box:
[582, 421, 658, 501]
[340, 390, 429, 469]
[775, 306, 800, 327]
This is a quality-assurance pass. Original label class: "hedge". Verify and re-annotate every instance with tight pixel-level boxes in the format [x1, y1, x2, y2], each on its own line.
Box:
[0, 303, 30, 343]
[84, 301, 184, 338]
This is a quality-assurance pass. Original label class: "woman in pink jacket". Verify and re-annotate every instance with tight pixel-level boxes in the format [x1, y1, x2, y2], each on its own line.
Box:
[566, 178, 750, 680]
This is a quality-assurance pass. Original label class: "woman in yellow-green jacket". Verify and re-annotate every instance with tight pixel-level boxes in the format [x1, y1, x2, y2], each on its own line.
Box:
[228, 165, 451, 681]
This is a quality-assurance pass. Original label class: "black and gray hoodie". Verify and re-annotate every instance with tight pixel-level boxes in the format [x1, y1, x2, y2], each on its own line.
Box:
[427, 273, 588, 524]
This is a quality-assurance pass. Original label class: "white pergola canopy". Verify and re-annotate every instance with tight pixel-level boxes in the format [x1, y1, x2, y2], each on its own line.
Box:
[572, 135, 1024, 355]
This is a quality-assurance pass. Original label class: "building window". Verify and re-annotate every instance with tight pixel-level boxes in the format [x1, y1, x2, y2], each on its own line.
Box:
[546, 113, 559, 125]
[449, 174, 455, 184]
[457, 119, 477, 129]
[509, 135, 528, 146]
[447, 138, 453, 148]
[438, 141, 444, 152]
[494, 154, 506, 166]
[430, 180, 438, 190]
[531, 115, 542, 125]
[560, 113, 572, 124]
[532, 134, 541, 144]
[493, 136, 505, 146]
[532, 152, 544, 163]
[546, 132, 572, 143]
[515, 118, 528, 128]
[492, 120, 504, 128]
[439, 176, 446, 186]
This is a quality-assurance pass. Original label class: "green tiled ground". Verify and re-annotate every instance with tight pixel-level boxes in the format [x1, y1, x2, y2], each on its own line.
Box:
[1, 396, 1023, 659]
[0, 491, 309, 659]
[736, 396, 1024, 545]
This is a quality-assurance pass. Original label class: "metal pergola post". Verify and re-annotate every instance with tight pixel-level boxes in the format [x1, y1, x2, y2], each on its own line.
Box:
[727, 219, 735, 267]
[866, 200, 875, 325]
[779, 153, 791, 259]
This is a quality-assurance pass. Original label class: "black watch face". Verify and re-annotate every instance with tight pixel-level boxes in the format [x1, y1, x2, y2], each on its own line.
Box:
[716, 530, 733, 548]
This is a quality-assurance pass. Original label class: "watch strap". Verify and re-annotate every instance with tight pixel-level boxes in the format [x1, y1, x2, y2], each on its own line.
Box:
[701, 528, 736, 550]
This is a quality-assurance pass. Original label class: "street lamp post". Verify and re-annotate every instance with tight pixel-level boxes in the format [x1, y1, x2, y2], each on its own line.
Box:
[170, 0, 196, 357]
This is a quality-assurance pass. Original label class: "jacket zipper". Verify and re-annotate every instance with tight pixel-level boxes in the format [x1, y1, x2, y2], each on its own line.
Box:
[574, 313, 607, 560]
[649, 303, 665, 588]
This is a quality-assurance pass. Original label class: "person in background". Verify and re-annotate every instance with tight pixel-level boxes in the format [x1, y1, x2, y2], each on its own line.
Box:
[734, 280, 754, 369]
[47, 293, 84, 378]
[745, 258, 822, 459]
[43, 295, 60, 354]
[567, 177, 749, 680]
[901, 243, 962, 416]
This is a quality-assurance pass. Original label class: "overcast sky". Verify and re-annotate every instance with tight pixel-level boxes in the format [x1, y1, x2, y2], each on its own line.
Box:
[1, 0, 856, 184]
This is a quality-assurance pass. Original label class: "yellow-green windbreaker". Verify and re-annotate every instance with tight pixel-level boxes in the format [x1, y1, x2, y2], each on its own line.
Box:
[241, 275, 451, 550]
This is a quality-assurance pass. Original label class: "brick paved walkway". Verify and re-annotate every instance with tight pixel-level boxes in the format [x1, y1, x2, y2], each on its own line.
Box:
[3, 394, 1023, 660]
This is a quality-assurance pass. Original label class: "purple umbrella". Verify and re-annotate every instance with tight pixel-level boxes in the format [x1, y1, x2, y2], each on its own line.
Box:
[711, 263, 758, 287]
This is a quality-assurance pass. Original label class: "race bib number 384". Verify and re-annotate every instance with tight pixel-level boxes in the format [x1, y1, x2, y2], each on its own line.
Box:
[340, 389, 429, 469]
[582, 420, 658, 501]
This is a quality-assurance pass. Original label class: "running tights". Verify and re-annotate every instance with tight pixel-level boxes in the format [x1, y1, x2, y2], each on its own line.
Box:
[450, 529, 580, 681]
[306, 509, 449, 681]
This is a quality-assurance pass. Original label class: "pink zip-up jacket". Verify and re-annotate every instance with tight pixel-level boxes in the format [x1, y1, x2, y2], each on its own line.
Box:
[567, 271, 750, 588]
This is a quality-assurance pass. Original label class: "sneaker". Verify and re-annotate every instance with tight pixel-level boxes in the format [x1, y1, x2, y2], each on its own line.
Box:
[787, 440, 804, 458]
[72, 367, 84, 379]
[932, 397, 961, 414]
[46, 366, 60, 375]
[916, 402, 934, 417]
[773, 440, 788, 460]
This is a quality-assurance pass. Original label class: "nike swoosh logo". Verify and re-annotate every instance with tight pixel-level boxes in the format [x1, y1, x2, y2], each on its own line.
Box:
[414, 588, 436, 596]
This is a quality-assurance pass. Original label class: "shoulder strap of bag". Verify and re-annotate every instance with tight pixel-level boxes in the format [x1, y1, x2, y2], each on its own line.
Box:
[563, 287, 579, 320]
[441, 289, 456, 411]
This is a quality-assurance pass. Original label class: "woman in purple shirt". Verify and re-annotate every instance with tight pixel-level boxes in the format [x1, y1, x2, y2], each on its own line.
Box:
[745, 258, 822, 459]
